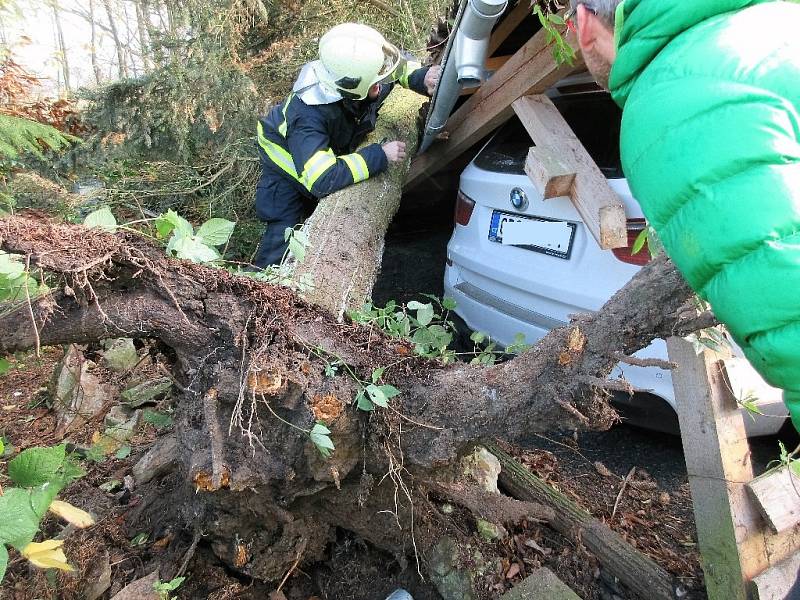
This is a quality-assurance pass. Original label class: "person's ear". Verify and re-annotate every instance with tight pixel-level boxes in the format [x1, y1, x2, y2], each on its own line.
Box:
[576, 4, 597, 50]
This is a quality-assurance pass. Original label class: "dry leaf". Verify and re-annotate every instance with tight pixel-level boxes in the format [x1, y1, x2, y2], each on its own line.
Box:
[48, 500, 95, 528]
[22, 539, 74, 571]
[505, 563, 520, 579]
[593, 461, 613, 478]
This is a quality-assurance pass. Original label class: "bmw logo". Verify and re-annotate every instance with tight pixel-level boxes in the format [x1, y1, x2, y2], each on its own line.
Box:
[510, 187, 528, 211]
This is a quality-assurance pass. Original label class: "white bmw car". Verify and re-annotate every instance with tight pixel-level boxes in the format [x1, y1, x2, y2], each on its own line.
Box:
[442, 87, 787, 436]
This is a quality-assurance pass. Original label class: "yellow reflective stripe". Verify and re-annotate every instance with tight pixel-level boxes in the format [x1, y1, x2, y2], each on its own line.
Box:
[341, 153, 368, 183]
[399, 61, 422, 88]
[278, 93, 294, 138]
[301, 150, 337, 190]
[257, 121, 299, 179]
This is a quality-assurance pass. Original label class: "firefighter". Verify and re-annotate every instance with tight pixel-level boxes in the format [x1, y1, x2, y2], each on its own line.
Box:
[253, 23, 440, 267]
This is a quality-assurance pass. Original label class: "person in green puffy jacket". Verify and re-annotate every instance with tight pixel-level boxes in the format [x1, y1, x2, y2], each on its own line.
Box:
[568, 0, 800, 430]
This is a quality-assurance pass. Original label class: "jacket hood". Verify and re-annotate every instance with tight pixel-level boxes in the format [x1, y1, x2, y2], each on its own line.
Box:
[609, 0, 774, 107]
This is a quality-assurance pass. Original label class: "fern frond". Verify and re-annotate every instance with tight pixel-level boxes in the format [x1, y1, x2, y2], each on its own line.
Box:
[0, 114, 79, 160]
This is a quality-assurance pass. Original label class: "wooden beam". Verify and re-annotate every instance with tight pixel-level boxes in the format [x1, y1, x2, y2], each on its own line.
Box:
[666, 337, 770, 599]
[486, 443, 681, 600]
[747, 465, 800, 534]
[524, 146, 576, 199]
[487, 0, 531, 57]
[750, 552, 800, 600]
[512, 95, 627, 249]
[406, 26, 580, 189]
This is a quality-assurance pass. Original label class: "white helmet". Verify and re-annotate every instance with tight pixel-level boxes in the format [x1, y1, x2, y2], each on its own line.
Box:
[317, 23, 403, 100]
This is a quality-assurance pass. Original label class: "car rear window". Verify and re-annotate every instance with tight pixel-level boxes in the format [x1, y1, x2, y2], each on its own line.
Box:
[473, 93, 624, 178]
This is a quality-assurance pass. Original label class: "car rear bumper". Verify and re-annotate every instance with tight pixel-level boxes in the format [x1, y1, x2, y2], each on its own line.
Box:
[444, 260, 788, 437]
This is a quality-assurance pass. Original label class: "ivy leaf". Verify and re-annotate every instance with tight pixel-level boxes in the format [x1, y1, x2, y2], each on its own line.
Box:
[8, 445, 66, 487]
[196, 218, 235, 247]
[0, 359, 10, 376]
[356, 390, 374, 412]
[309, 423, 335, 458]
[365, 384, 388, 408]
[83, 207, 117, 233]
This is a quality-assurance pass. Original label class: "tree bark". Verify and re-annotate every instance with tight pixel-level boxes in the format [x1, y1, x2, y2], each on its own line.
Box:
[88, 0, 103, 85]
[290, 87, 426, 319]
[49, 0, 71, 94]
[102, 0, 129, 79]
[134, 0, 152, 71]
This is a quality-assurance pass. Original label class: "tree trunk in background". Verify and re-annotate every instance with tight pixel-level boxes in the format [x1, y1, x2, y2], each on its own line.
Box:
[291, 87, 426, 319]
[102, 0, 129, 79]
[135, 0, 152, 71]
[49, 0, 71, 95]
[88, 0, 103, 84]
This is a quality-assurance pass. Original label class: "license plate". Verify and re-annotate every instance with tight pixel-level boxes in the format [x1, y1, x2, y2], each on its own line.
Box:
[489, 210, 576, 260]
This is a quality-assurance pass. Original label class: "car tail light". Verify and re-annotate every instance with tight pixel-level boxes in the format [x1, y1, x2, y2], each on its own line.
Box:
[454, 190, 475, 226]
[612, 219, 651, 266]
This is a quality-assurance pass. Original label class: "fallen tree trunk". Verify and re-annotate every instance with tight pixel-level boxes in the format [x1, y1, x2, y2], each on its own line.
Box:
[487, 443, 683, 600]
[291, 87, 426, 319]
[0, 214, 702, 587]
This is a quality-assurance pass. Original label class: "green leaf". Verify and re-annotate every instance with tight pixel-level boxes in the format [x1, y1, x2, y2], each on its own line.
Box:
[0, 359, 10, 376]
[284, 227, 294, 242]
[415, 304, 434, 327]
[470, 331, 487, 344]
[83, 207, 117, 233]
[378, 385, 401, 400]
[548, 13, 564, 25]
[143, 409, 173, 429]
[0, 252, 25, 279]
[8, 445, 66, 487]
[115, 446, 131, 459]
[631, 228, 648, 255]
[156, 210, 193, 238]
[196, 218, 235, 247]
[0, 544, 7, 583]
[407, 301, 425, 310]
[168, 236, 221, 263]
[98, 479, 122, 492]
[356, 390, 374, 412]
[130, 532, 148, 546]
[310, 423, 335, 458]
[365, 384, 388, 408]
[371, 367, 385, 383]
[442, 297, 457, 311]
[288, 236, 306, 263]
[0, 485, 59, 549]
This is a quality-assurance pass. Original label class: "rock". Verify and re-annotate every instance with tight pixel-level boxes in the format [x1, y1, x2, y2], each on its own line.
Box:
[477, 519, 507, 542]
[84, 550, 112, 600]
[121, 377, 172, 407]
[50, 345, 115, 436]
[461, 446, 501, 494]
[109, 569, 160, 600]
[427, 537, 475, 600]
[133, 435, 179, 484]
[101, 338, 140, 373]
[501, 567, 582, 600]
[101, 407, 141, 449]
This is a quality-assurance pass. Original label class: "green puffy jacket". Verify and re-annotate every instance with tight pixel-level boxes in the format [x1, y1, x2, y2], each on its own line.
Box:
[609, 0, 800, 428]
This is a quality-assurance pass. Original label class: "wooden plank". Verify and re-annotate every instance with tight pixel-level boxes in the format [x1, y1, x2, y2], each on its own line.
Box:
[488, 0, 531, 57]
[666, 337, 770, 600]
[747, 465, 800, 534]
[750, 552, 800, 599]
[487, 443, 681, 600]
[406, 25, 580, 189]
[524, 146, 576, 199]
[513, 95, 627, 249]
